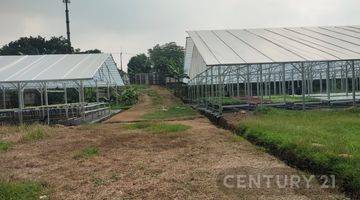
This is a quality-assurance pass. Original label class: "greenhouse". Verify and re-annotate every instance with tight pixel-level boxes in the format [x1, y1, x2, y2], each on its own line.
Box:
[184, 25, 360, 115]
[0, 53, 124, 125]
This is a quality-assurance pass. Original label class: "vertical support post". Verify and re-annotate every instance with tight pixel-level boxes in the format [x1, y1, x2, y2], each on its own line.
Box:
[282, 63, 286, 103]
[351, 61, 356, 106]
[63, 83, 68, 118]
[345, 63, 349, 96]
[95, 80, 99, 103]
[301, 63, 306, 110]
[236, 68, 240, 97]
[326, 62, 331, 101]
[319, 72, 323, 94]
[259, 64, 263, 107]
[2, 86, 5, 109]
[17, 83, 23, 125]
[291, 69, 295, 97]
[273, 73, 277, 95]
[218, 66, 223, 114]
[246, 65, 250, 97]
[80, 80, 85, 121]
[211, 66, 214, 98]
[44, 82, 50, 125]
[205, 70, 208, 109]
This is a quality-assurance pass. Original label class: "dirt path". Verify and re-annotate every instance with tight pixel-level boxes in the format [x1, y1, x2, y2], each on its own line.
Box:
[0, 87, 345, 199]
[104, 92, 152, 123]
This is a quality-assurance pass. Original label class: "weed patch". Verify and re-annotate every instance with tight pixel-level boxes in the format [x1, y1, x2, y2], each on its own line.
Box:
[0, 141, 12, 152]
[125, 122, 191, 134]
[22, 126, 47, 142]
[143, 105, 197, 120]
[73, 147, 100, 160]
[0, 181, 45, 200]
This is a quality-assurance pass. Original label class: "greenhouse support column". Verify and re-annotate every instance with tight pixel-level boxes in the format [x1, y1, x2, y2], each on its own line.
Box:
[291, 69, 295, 97]
[273, 74, 277, 95]
[211, 66, 214, 98]
[246, 65, 250, 97]
[39, 89, 44, 118]
[282, 63, 286, 103]
[256, 76, 259, 96]
[218, 66, 223, 114]
[205, 70, 209, 109]
[301, 63, 306, 110]
[320, 73, 323, 94]
[351, 61, 356, 106]
[2, 86, 5, 109]
[259, 64, 263, 107]
[326, 62, 331, 101]
[17, 83, 23, 125]
[64, 83, 68, 118]
[95, 80, 99, 103]
[236, 68, 240, 97]
[44, 82, 50, 125]
[80, 81, 85, 121]
[107, 83, 110, 101]
[345, 64, 349, 96]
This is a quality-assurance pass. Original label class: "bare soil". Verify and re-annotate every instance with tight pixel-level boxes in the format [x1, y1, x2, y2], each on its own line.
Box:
[0, 87, 346, 199]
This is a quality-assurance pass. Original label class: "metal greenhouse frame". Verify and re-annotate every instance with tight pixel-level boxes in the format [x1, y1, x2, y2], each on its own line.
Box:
[0, 53, 124, 125]
[185, 26, 360, 115]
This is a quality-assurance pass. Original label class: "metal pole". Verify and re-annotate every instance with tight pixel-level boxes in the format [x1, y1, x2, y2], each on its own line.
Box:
[80, 80, 85, 121]
[301, 63, 306, 110]
[246, 65, 250, 97]
[44, 82, 50, 125]
[64, 0, 71, 51]
[2, 86, 5, 109]
[64, 83, 68, 118]
[282, 63, 286, 102]
[17, 83, 23, 125]
[236, 68, 240, 97]
[259, 64, 263, 106]
[319, 72, 323, 94]
[326, 62, 331, 101]
[95, 80, 99, 103]
[351, 61, 356, 106]
[291, 69, 295, 97]
[345, 64, 349, 96]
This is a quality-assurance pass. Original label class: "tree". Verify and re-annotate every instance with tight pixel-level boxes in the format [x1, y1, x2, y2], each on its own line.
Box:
[0, 36, 72, 55]
[148, 42, 184, 77]
[127, 53, 151, 77]
[0, 36, 102, 55]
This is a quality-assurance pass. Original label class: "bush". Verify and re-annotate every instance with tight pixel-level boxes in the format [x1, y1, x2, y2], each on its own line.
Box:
[120, 87, 139, 106]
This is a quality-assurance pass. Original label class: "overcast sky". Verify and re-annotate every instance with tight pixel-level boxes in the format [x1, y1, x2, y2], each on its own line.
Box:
[1, 0, 359, 71]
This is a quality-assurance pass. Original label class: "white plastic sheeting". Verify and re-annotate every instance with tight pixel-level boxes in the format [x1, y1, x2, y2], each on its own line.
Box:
[186, 26, 360, 68]
[0, 54, 124, 89]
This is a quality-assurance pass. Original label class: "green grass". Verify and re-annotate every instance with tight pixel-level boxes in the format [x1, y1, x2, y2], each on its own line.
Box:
[263, 95, 321, 103]
[0, 181, 45, 200]
[125, 122, 191, 134]
[143, 105, 197, 120]
[0, 141, 12, 152]
[22, 126, 46, 142]
[73, 147, 100, 160]
[208, 97, 247, 105]
[237, 108, 360, 197]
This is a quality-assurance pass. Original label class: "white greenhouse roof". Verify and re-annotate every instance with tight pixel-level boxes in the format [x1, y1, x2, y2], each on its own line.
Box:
[0, 53, 117, 82]
[187, 25, 360, 66]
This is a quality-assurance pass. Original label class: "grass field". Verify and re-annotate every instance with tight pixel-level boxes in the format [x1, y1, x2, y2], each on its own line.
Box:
[237, 108, 360, 197]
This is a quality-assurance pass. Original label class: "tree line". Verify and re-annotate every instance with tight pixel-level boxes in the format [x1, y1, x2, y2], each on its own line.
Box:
[127, 42, 186, 81]
[0, 36, 101, 55]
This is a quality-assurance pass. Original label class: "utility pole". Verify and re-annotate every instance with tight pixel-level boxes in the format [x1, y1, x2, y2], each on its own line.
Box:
[63, 0, 72, 52]
[120, 52, 123, 71]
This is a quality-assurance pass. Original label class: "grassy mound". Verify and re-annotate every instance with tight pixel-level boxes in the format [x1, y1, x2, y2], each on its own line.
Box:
[236, 108, 360, 198]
